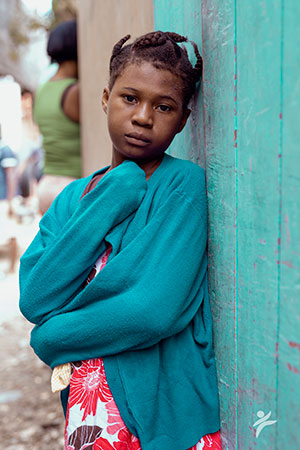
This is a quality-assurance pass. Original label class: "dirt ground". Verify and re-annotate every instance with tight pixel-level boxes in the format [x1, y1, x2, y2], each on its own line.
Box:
[0, 316, 65, 449]
[0, 200, 65, 449]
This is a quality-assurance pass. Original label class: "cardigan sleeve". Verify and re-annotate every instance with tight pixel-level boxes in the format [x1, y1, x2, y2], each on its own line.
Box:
[19, 161, 147, 324]
[29, 169, 209, 368]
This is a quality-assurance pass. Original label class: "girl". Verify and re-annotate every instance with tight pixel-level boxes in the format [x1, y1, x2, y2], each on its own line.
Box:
[19, 31, 221, 450]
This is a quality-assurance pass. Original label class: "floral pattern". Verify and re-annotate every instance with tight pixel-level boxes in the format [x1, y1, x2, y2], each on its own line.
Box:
[105, 399, 127, 436]
[64, 247, 222, 450]
[68, 359, 112, 421]
[67, 425, 102, 450]
[93, 438, 116, 450]
[190, 431, 222, 449]
[65, 356, 222, 450]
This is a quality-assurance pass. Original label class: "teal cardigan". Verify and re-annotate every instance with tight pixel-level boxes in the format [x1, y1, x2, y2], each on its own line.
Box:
[19, 154, 220, 449]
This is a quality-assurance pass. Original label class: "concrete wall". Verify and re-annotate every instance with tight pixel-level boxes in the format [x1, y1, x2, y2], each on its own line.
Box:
[154, 0, 300, 449]
[77, 0, 153, 176]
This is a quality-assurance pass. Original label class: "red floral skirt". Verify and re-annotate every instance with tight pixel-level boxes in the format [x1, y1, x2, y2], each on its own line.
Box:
[64, 358, 221, 450]
[64, 246, 221, 449]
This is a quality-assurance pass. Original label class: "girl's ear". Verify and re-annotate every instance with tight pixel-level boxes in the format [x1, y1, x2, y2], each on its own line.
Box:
[177, 108, 191, 134]
[102, 87, 110, 114]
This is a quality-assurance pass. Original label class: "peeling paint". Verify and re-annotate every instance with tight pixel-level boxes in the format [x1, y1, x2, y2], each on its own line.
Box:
[285, 214, 291, 244]
[287, 363, 300, 374]
[275, 342, 279, 364]
[282, 261, 295, 268]
[288, 342, 300, 351]
[255, 107, 270, 116]
[220, 378, 230, 388]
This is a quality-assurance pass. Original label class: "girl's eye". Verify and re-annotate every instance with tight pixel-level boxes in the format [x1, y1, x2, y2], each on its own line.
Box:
[124, 95, 136, 103]
[157, 104, 171, 112]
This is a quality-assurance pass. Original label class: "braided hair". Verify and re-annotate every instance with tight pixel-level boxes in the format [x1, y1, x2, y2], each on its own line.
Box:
[109, 31, 203, 109]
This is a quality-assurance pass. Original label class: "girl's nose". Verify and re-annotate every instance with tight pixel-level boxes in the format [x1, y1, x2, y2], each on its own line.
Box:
[132, 103, 153, 128]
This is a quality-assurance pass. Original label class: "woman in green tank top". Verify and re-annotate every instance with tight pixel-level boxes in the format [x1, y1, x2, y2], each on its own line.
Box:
[34, 20, 81, 215]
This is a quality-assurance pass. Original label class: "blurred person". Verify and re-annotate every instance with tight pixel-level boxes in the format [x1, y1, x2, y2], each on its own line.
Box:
[17, 146, 44, 220]
[15, 89, 44, 217]
[0, 124, 18, 216]
[33, 20, 81, 215]
[18, 147, 44, 198]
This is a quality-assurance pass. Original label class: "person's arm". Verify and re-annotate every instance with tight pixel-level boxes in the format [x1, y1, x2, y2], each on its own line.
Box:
[19, 161, 147, 324]
[1, 148, 17, 216]
[62, 83, 80, 122]
[29, 168, 209, 368]
[5, 167, 16, 216]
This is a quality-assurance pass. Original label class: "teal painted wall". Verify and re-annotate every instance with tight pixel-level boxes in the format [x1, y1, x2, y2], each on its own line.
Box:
[154, 1, 300, 449]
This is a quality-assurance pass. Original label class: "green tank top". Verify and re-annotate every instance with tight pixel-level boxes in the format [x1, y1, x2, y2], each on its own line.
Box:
[34, 78, 81, 178]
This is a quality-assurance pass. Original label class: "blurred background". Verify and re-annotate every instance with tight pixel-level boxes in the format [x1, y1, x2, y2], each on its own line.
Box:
[0, 4, 78, 449]
[0, 0, 299, 449]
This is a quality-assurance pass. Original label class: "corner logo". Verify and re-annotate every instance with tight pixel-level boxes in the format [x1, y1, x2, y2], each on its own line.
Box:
[253, 410, 277, 438]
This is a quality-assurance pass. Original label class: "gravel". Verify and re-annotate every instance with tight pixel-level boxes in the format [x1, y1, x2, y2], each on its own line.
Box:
[0, 316, 65, 449]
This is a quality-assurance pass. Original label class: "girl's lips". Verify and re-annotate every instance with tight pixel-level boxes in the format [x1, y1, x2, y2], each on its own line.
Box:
[125, 132, 151, 146]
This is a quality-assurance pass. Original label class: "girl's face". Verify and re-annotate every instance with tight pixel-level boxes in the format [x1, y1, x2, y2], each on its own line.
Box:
[102, 62, 190, 164]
